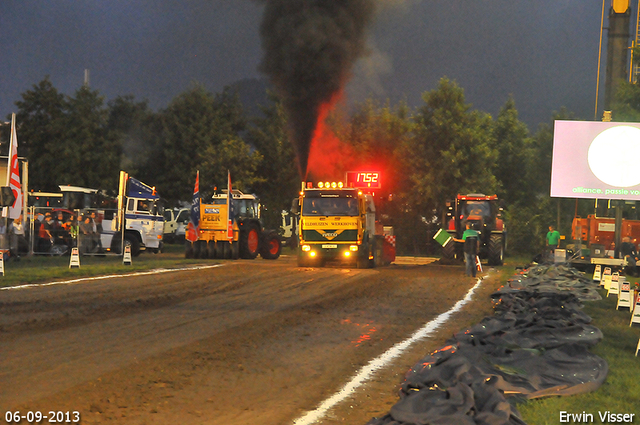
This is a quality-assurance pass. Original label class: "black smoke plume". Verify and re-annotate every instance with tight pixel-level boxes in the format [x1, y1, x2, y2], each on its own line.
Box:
[258, 0, 376, 177]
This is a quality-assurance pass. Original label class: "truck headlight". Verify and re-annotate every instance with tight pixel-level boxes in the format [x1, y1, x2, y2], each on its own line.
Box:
[349, 245, 358, 252]
[302, 245, 311, 252]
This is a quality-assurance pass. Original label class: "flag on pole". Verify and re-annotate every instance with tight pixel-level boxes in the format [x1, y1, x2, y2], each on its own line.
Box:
[4, 113, 22, 219]
[227, 170, 233, 240]
[186, 171, 200, 243]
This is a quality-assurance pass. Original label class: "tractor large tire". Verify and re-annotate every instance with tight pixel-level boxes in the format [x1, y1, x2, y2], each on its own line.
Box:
[185, 241, 194, 258]
[441, 239, 456, 262]
[207, 241, 217, 259]
[487, 234, 504, 266]
[193, 240, 202, 258]
[260, 231, 282, 260]
[216, 240, 225, 259]
[239, 224, 260, 259]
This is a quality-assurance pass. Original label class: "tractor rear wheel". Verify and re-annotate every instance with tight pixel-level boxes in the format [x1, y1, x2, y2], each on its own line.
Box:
[240, 224, 260, 259]
[193, 240, 203, 258]
[216, 240, 225, 258]
[487, 234, 504, 266]
[442, 239, 456, 262]
[185, 241, 194, 258]
[207, 241, 217, 259]
[260, 231, 281, 260]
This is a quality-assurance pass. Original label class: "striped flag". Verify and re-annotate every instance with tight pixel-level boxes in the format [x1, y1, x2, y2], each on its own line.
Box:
[4, 113, 22, 219]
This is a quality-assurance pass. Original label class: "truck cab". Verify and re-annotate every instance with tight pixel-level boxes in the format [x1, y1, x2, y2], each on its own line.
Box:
[295, 181, 384, 268]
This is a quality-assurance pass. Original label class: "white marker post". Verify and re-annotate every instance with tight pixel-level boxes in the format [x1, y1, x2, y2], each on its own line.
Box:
[592, 264, 602, 282]
[608, 272, 620, 297]
[123, 245, 132, 265]
[630, 291, 640, 327]
[617, 280, 632, 311]
[602, 267, 612, 289]
[69, 247, 80, 268]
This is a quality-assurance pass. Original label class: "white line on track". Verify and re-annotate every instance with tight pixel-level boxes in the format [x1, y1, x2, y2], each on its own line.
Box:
[292, 276, 486, 425]
[0, 264, 225, 291]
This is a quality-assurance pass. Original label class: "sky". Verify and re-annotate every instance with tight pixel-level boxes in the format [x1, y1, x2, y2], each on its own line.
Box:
[0, 1, 613, 131]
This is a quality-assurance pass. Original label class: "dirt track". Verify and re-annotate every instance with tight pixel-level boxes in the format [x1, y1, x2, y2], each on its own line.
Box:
[0, 255, 504, 425]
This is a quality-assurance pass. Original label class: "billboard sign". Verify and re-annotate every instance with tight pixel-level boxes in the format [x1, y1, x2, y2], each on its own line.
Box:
[551, 120, 640, 200]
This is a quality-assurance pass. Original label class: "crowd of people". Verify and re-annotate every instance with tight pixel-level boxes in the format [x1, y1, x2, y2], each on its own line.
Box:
[0, 209, 105, 258]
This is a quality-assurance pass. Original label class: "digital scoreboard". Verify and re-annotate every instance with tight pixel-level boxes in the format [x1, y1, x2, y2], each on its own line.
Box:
[345, 171, 381, 189]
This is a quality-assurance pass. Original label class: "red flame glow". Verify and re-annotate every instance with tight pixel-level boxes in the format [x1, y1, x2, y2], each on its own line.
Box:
[305, 96, 355, 181]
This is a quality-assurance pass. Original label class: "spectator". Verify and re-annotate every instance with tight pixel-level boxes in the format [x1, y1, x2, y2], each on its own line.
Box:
[618, 237, 639, 276]
[37, 212, 54, 252]
[606, 241, 616, 258]
[546, 225, 561, 259]
[9, 214, 28, 257]
[90, 211, 103, 252]
[79, 215, 95, 254]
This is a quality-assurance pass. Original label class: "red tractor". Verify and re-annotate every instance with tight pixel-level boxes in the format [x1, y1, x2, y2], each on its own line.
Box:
[441, 194, 506, 266]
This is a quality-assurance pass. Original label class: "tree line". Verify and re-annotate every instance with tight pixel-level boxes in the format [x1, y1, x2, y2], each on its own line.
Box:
[2, 75, 596, 256]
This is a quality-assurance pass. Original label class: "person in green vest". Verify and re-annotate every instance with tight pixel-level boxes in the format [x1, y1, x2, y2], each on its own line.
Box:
[546, 225, 561, 259]
[453, 222, 480, 277]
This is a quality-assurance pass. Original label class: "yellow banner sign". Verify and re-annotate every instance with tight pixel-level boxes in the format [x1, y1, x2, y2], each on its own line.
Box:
[302, 216, 358, 229]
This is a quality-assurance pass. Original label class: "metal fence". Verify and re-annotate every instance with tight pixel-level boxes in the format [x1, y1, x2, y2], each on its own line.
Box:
[20, 206, 124, 256]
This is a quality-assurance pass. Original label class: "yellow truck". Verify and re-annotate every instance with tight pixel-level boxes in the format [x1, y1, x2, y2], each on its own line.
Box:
[294, 177, 394, 268]
[185, 190, 281, 260]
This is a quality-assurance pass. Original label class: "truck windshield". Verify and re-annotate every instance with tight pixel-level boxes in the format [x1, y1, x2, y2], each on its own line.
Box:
[302, 197, 358, 216]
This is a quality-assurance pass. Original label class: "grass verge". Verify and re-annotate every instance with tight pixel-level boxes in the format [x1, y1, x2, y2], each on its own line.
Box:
[499, 258, 640, 424]
[0, 244, 205, 288]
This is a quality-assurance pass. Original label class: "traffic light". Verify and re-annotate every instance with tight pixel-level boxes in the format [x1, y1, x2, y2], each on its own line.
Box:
[0, 186, 16, 207]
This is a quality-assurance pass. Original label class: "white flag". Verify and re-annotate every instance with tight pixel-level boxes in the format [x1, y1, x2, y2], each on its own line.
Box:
[5, 113, 22, 219]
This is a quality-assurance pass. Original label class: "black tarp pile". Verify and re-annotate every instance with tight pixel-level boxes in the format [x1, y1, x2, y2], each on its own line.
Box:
[366, 264, 608, 425]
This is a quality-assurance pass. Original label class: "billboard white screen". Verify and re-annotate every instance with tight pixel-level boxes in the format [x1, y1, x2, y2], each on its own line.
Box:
[551, 120, 640, 200]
